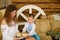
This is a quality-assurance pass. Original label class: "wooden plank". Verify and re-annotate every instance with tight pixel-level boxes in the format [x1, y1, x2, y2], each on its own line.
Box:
[12, 0, 60, 15]
[12, 0, 60, 2]
[14, 4, 60, 9]
[12, 0, 49, 2]
[13, 2, 60, 4]
[17, 8, 60, 12]
[15, 4, 60, 14]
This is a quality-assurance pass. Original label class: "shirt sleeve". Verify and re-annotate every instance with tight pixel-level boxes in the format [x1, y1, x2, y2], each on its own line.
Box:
[22, 23, 27, 32]
[28, 24, 36, 36]
[1, 24, 8, 38]
[1, 24, 7, 33]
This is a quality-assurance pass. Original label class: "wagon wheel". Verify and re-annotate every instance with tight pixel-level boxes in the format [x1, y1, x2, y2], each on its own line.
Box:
[17, 5, 46, 25]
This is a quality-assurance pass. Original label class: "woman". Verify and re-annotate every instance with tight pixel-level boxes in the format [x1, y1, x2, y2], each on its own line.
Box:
[1, 5, 19, 40]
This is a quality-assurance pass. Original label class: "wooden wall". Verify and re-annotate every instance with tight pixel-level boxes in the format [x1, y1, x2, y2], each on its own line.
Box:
[12, 0, 60, 31]
[0, 0, 12, 9]
[13, 0, 60, 15]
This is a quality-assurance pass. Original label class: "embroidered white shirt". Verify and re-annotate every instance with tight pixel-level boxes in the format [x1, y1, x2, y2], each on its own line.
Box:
[1, 21, 18, 40]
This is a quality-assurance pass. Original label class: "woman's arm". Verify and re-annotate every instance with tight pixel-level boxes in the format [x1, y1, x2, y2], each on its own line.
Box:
[1, 18, 6, 25]
[1, 18, 8, 39]
[1, 18, 7, 32]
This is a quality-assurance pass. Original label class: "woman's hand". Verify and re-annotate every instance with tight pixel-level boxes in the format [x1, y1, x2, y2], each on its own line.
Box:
[13, 37, 21, 40]
[13, 37, 17, 40]
[13, 37, 25, 40]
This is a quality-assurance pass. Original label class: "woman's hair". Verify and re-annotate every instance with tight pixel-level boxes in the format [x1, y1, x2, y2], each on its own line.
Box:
[3, 5, 17, 26]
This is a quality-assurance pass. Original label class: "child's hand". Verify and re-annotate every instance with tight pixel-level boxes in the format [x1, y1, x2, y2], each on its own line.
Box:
[16, 32, 21, 38]
[21, 32, 28, 38]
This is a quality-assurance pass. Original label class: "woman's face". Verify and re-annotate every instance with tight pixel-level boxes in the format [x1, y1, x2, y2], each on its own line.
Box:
[10, 10, 16, 18]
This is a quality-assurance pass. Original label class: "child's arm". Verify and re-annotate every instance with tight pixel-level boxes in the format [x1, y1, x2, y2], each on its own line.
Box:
[28, 24, 36, 36]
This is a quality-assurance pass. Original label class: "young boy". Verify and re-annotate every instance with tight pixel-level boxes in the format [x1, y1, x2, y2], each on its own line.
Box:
[22, 14, 40, 40]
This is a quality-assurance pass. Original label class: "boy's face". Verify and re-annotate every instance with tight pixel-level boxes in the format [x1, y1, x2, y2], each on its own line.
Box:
[28, 17, 34, 23]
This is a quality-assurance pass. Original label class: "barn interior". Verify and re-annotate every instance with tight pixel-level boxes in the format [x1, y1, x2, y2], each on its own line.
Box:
[0, 0, 60, 40]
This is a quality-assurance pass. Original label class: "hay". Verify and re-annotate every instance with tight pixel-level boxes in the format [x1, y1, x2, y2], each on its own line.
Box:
[47, 15, 60, 31]
[35, 19, 51, 33]
[35, 19, 52, 40]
